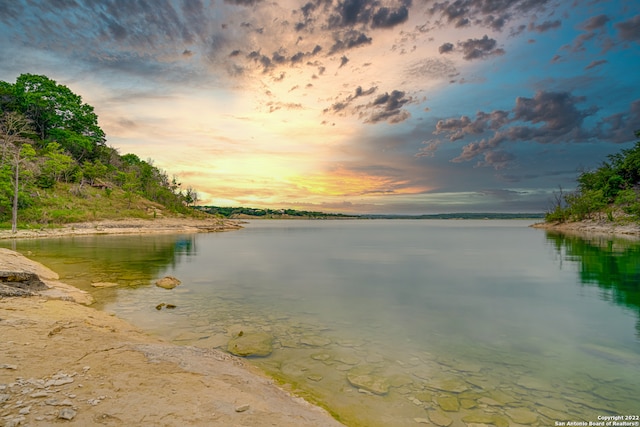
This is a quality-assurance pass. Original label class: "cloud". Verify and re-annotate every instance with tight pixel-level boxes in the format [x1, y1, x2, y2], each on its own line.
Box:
[436, 90, 628, 168]
[427, 0, 554, 32]
[615, 15, 640, 42]
[415, 139, 441, 157]
[363, 90, 413, 123]
[371, 5, 410, 29]
[329, 30, 373, 54]
[438, 42, 454, 53]
[476, 150, 516, 170]
[458, 35, 505, 60]
[435, 111, 509, 141]
[324, 85, 377, 114]
[326, 0, 411, 30]
[585, 59, 607, 70]
[528, 20, 561, 33]
[581, 14, 610, 31]
[595, 99, 640, 143]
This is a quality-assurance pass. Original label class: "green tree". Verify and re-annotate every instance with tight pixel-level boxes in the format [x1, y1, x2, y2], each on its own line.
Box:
[13, 74, 105, 160]
[37, 142, 76, 188]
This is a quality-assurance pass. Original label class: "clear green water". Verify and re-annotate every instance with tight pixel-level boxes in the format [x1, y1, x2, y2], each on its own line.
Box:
[3, 220, 640, 427]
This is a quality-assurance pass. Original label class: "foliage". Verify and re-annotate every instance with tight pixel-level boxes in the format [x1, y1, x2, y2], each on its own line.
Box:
[546, 130, 640, 223]
[0, 73, 205, 229]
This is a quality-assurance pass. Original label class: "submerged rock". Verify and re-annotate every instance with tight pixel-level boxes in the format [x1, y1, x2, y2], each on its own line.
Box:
[300, 335, 332, 347]
[155, 276, 181, 289]
[506, 407, 539, 425]
[90, 282, 119, 288]
[227, 332, 273, 357]
[436, 395, 460, 412]
[346, 367, 390, 395]
[428, 409, 453, 427]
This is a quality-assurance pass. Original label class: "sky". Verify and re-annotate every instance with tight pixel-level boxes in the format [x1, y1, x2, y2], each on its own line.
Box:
[1, 0, 639, 214]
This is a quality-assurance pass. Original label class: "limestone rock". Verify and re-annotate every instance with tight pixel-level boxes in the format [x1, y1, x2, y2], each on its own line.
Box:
[462, 412, 509, 427]
[90, 282, 120, 288]
[58, 407, 77, 420]
[428, 409, 453, 427]
[227, 332, 273, 357]
[428, 377, 469, 393]
[155, 276, 181, 289]
[506, 408, 539, 425]
[436, 395, 460, 412]
[300, 335, 332, 347]
[346, 368, 390, 395]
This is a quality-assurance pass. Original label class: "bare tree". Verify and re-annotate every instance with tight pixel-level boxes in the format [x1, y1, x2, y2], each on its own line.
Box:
[0, 112, 36, 233]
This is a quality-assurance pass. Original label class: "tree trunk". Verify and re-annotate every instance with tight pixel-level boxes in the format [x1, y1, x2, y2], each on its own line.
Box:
[11, 158, 19, 233]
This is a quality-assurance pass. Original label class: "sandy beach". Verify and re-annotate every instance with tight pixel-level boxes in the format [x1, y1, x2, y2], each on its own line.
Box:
[0, 224, 345, 427]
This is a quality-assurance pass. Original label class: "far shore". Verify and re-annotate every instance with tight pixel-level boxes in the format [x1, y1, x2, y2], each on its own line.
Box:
[0, 247, 344, 426]
[0, 217, 244, 240]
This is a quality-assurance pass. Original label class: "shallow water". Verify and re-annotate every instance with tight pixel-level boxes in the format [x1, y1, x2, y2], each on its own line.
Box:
[4, 220, 640, 426]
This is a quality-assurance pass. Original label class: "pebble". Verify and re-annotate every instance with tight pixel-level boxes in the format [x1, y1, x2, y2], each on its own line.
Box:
[235, 403, 250, 413]
[0, 364, 18, 370]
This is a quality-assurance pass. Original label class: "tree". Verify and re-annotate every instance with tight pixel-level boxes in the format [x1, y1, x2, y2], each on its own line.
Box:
[13, 74, 105, 160]
[0, 112, 36, 232]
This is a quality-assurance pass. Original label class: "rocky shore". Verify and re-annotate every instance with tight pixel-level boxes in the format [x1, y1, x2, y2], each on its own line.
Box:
[0, 217, 243, 240]
[531, 219, 640, 238]
[0, 248, 344, 426]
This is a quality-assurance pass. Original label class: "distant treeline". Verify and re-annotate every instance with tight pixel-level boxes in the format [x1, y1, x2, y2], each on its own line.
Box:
[200, 206, 543, 220]
[199, 206, 357, 218]
[359, 213, 545, 219]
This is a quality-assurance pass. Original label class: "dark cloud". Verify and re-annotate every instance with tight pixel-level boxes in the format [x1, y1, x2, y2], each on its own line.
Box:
[581, 14, 610, 31]
[428, 0, 553, 32]
[458, 35, 505, 60]
[438, 42, 454, 54]
[324, 85, 377, 113]
[339, 55, 350, 67]
[326, 0, 411, 30]
[329, 30, 372, 54]
[364, 90, 413, 123]
[435, 110, 510, 141]
[371, 5, 410, 29]
[615, 15, 640, 42]
[435, 90, 627, 168]
[528, 20, 561, 33]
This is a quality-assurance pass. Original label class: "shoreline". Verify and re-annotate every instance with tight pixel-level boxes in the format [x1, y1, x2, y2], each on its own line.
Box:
[0, 248, 344, 426]
[0, 217, 244, 240]
[530, 219, 640, 239]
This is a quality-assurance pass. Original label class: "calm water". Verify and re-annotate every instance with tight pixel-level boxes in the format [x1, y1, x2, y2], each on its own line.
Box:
[3, 220, 640, 427]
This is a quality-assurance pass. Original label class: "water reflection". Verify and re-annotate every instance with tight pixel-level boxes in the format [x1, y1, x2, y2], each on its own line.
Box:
[0, 234, 195, 307]
[545, 232, 640, 337]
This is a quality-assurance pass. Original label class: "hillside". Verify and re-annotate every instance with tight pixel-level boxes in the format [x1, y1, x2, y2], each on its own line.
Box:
[1, 73, 205, 231]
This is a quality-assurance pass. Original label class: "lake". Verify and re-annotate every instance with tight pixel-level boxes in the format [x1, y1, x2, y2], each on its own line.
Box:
[3, 220, 639, 427]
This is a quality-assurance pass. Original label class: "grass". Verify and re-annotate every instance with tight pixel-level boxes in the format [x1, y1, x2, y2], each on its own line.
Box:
[0, 183, 207, 229]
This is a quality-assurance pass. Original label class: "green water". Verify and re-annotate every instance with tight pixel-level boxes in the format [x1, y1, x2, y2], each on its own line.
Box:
[3, 220, 639, 427]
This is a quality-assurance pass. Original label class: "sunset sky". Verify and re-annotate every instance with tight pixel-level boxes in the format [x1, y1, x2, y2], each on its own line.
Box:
[1, 0, 639, 213]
